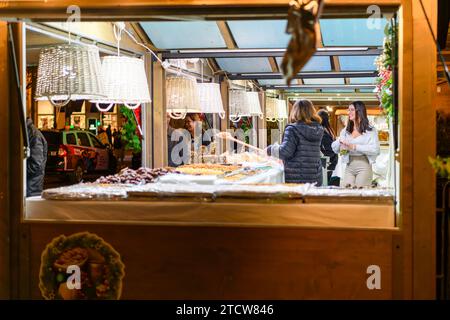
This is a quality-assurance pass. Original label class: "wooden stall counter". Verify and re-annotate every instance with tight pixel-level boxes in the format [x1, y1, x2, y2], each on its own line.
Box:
[25, 196, 395, 229]
[23, 193, 398, 300]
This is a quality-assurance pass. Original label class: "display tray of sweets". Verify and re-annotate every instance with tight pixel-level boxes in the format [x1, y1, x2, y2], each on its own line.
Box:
[96, 167, 179, 184]
[157, 165, 274, 185]
[42, 183, 134, 200]
[175, 163, 242, 176]
[42, 167, 180, 200]
[223, 151, 280, 166]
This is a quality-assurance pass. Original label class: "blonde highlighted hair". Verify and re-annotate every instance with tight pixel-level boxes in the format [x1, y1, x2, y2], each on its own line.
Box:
[288, 99, 322, 124]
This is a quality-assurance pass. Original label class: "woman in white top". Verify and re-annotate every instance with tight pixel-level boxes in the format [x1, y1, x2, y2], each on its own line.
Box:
[332, 101, 380, 188]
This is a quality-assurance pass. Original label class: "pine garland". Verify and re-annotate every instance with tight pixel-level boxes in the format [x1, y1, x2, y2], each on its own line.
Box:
[120, 106, 142, 153]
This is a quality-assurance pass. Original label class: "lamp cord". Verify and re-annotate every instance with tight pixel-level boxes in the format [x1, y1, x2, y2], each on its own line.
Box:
[113, 23, 123, 57]
[118, 23, 214, 82]
[201, 59, 204, 83]
[121, 26, 164, 65]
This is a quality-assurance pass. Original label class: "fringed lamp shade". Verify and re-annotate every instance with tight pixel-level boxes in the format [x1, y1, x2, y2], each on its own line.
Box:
[229, 90, 251, 122]
[265, 97, 278, 122]
[197, 83, 225, 118]
[277, 99, 288, 120]
[91, 56, 151, 111]
[229, 91, 263, 122]
[166, 76, 202, 119]
[35, 44, 105, 107]
[246, 92, 263, 119]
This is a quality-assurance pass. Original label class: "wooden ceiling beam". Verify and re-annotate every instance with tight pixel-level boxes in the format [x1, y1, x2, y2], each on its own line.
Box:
[268, 57, 279, 73]
[216, 21, 237, 49]
[130, 22, 158, 52]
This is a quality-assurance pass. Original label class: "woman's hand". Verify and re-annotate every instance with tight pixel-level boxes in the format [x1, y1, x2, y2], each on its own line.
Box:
[340, 140, 356, 151]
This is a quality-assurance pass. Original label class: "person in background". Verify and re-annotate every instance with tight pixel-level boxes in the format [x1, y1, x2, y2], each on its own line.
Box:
[266, 100, 324, 185]
[317, 110, 338, 186]
[184, 113, 203, 139]
[113, 127, 124, 170]
[184, 113, 210, 163]
[332, 101, 380, 188]
[26, 117, 48, 197]
[167, 114, 180, 167]
[112, 128, 118, 143]
[106, 125, 112, 145]
[97, 127, 109, 146]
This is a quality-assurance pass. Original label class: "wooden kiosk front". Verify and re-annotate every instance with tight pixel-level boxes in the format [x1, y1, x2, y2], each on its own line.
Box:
[0, 0, 437, 299]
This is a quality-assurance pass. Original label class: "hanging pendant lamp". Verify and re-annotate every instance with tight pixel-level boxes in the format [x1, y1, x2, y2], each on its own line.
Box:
[197, 83, 225, 119]
[265, 97, 278, 122]
[35, 44, 105, 107]
[166, 76, 202, 119]
[229, 90, 250, 123]
[277, 99, 288, 120]
[91, 56, 151, 111]
[246, 92, 263, 119]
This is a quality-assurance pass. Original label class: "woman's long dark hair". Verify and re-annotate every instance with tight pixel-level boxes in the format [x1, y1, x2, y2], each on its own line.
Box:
[346, 101, 372, 134]
[317, 109, 335, 139]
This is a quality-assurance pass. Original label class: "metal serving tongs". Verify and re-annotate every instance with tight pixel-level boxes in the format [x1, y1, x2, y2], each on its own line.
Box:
[222, 166, 252, 178]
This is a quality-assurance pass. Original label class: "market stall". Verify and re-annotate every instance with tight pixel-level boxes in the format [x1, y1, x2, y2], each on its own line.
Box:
[0, 0, 438, 300]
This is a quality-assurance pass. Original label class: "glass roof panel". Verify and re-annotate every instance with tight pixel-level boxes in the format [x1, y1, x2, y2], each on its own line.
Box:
[140, 22, 226, 49]
[348, 77, 377, 84]
[360, 88, 378, 93]
[216, 58, 272, 73]
[276, 56, 332, 72]
[303, 78, 345, 85]
[339, 56, 378, 71]
[258, 79, 287, 86]
[227, 20, 290, 48]
[286, 89, 318, 93]
[320, 18, 387, 46]
[321, 89, 355, 93]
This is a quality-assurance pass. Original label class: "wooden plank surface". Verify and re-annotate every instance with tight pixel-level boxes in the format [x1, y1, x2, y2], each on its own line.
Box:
[25, 199, 396, 229]
[142, 53, 153, 168]
[9, 22, 32, 299]
[152, 55, 167, 168]
[412, 0, 436, 299]
[0, 21, 10, 299]
[27, 224, 395, 299]
[397, 1, 413, 300]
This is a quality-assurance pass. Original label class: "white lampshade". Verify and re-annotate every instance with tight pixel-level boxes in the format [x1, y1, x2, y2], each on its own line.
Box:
[265, 97, 278, 122]
[277, 99, 288, 119]
[166, 76, 202, 119]
[197, 83, 225, 118]
[229, 90, 251, 122]
[246, 92, 263, 118]
[90, 56, 151, 111]
[35, 44, 105, 107]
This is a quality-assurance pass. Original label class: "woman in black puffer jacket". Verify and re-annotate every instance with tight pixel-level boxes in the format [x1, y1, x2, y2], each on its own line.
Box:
[267, 100, 324, 185]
